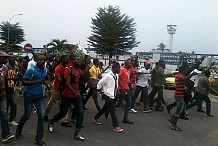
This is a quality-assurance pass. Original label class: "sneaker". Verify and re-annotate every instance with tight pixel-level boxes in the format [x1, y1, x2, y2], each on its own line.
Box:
[113, 127, 123, 133]
[9, 121, 18, 126]
[48, 119, 54, 133]
[72, 134, 85, 141]
[61, 122, 72, 127]
[123, 119, 134, 124]
[185, 111, 188, 115]
[2, 135, 15, 143]
[205, 114, 214, 117]
[34, 139, 46, 146]
[143, 107, 151, 113]
[129, 108, 137, 114]
[92, 118, 101, 125]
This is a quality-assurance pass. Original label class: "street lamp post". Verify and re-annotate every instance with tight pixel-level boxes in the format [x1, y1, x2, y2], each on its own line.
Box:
[7, 14, 23, 52]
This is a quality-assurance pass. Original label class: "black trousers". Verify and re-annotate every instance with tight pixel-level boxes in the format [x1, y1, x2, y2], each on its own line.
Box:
[94, 94, 119, 128]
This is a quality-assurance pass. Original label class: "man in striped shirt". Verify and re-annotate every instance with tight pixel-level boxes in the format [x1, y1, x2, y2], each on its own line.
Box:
[167, 65, 196, 131]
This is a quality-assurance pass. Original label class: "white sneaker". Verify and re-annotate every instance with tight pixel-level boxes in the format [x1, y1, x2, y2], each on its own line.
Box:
[129, 108, 137, 114]
[2, 135, 15, 143]
[9, 121, 18, 126]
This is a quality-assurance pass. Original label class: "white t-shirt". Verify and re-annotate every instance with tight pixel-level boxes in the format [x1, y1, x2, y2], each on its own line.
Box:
[190, 69, 202, 87]
[136, 68, 150, 87]
[27, 59, 36, 69]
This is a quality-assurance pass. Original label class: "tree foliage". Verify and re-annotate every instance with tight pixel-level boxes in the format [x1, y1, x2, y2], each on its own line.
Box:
[47, 39, 69, 55]
[0, 21, 25, 52]
[157, 43, 167, 53]
[87, 5, 140, 58]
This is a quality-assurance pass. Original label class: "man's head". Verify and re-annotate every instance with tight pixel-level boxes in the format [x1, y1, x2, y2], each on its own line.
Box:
[204, 70, 211, 78]
[124, 58, 132, 69]
[59, 55, 68, 66]
[85, 55, 91, 64]
[93, 59, 99, 67]
[144, 61, 151, 69]
[71, 55, 81, 67]
[159, 59, 166, 69]
[178, 65, 187, 75]
[36, 54, 46, 68]
[112, 62, 120, 74]
[8, 56, 16, 66]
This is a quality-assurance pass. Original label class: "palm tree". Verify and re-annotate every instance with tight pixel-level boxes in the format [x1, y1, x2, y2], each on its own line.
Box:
[157, 43, 166, 53]
[47, 39, 68, 54]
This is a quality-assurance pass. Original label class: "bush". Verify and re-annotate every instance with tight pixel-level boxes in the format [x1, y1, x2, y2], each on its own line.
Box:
[210, 80, 218, 96]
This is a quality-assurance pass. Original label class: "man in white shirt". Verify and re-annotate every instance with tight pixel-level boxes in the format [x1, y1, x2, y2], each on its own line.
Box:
[131, 61, 151, 113]
[92, 62, 123, 133]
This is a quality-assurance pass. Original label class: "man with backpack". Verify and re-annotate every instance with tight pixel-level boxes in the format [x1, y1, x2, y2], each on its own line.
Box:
[44, 55, 68, 122]
[15, 54, 48, 146]
[48, 55, 85, 140]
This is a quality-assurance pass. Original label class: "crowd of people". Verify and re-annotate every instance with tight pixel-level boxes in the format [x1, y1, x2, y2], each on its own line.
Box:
[0, 51, 218, 146]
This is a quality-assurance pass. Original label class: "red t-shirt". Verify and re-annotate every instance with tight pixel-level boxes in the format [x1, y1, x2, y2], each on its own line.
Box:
[174, 73, 185, 98]
[53, 65, 65, 90]
[130, 66, 138, 84]
[67, 59, 73, 67]
[62, 67, 81, 98]
[119, 67, 130, 90]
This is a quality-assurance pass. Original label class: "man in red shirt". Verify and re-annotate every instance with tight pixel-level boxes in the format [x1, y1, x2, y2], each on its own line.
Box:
[116, 58, 134, 124]
[44, 55, 68, 122]
[48, 55, 85, 140]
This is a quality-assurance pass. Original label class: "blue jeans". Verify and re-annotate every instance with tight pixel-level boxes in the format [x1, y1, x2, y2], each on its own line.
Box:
[17, 93, 45, 141]
[175, 98, 186, 117]
[116, 90, 131, 121]
[6, 89, 17, 122]
[0, 95, 10, 138]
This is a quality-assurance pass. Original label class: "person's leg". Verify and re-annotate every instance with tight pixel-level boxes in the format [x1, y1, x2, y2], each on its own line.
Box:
[0, 95, 10, 138]
[123, 90, 133, 123]
[72, 98, 84, 136]
[203, 95, 211, 115]
[16, 93, 34, 136]
[155, 86, 163, 110]
[94, 100, 108, 119]
[34, 95, 45, 141]
[44, 90, 60, 117]
[103, 95, 119, 128]
[187, 93, 203, 110]
[148, 86, 158, 107]
[92, 87, 101, 111]
[8, 91, 17, 123]
[131, 86, 141, 109]
[51, 97, 71, 123]
[83, 88, 92, 106]
[166, 102, 177, 114]
[115, 90, 125, 108]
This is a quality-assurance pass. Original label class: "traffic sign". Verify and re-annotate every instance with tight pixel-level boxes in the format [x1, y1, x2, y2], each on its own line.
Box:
[24, 43, 33, 52]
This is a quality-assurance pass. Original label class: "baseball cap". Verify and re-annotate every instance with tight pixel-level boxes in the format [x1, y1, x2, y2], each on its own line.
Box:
[144, 61, 151, 66]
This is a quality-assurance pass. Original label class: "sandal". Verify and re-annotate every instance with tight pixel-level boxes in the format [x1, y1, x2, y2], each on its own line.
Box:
[72, 134, 85, 141]
[170, 125, 182, 131]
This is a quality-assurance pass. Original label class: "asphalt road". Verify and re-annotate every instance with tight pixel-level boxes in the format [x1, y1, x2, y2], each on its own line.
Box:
[2, 89, 218, 146]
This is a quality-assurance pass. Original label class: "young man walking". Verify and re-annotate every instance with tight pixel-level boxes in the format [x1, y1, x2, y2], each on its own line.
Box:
[48, 55, 85, 140]
[116, 59, 134, 124]
[0, 68, 15, 143]
[2, 55, 19, 126]
[167, 65, 195, 131]
[15, 54, 48, 146]
[92, 62, 123, 132]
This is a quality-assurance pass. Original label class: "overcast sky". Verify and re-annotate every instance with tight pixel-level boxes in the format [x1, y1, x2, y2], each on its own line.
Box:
[1, 0, 218, 54]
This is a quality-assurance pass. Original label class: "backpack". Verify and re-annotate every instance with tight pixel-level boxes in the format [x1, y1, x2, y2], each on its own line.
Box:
[60, 67, 81, 96]
[21, 68, 35, 92]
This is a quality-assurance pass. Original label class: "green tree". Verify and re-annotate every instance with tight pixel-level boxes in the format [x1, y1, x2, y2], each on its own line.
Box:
[0, 21, 25, 53]
[87, 5, 140, 59]
[47, 39, 69, 55]
[157, 43, 166, 53]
